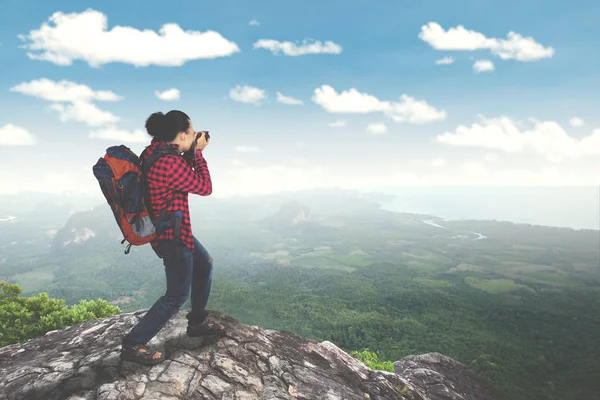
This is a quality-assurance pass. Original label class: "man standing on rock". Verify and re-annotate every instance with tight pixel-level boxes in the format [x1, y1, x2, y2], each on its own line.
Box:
[120, 110, 226, 365]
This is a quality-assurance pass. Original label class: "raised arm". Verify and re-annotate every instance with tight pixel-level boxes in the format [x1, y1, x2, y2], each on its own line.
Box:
[167, 150, 212, 196]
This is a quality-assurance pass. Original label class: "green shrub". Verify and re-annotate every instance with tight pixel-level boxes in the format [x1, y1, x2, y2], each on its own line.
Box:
[352, 347, 395, 372]
[0, 282, 120, 347]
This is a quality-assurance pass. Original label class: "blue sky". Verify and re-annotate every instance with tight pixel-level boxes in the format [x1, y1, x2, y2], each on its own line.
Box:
[0, 0, 598, 197]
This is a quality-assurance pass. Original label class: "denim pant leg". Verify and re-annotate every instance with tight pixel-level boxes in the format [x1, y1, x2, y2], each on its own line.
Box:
[122, 241, 193, 346]
[185, 236, 213, 325]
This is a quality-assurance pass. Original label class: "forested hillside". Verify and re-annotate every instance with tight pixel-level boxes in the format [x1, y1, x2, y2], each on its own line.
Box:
[1, 190, 598, 399]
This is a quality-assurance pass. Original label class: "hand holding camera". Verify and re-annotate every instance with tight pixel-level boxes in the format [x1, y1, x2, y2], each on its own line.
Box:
[195, 131, 210, 152]
[183, 131, 210, 161]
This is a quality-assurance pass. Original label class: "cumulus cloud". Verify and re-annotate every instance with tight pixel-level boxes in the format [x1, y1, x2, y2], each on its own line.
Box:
[229, 85, 266, 104]
[313, 86, 383, 113]
[473, 59, 494, 72]
[419, 22, 554, 61]
[10, 78, 122, 103]
[235, 145, 260, 153]
[276, 92, 303, 105]
[89, 127, 147, 142]
[155, 88, 180, 101]
[11, 78, 121, 126]
[253, 39, 342, 56]
[249, 19, 260, 26]
[436, 116, 600, 161]
[312, 85, 446, 124]
[49, 102, 119, 126]
[328, 120, 347, 128]
[436, 56, 455, 65]
[366, 123, 388, 135]
[18, 9, 240, 67]
[569, 117, 584, 127]
[0, 124, 37, 145]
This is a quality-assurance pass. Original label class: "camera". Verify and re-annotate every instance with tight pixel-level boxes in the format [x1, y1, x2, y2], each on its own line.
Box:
[196, 131, 210, 141]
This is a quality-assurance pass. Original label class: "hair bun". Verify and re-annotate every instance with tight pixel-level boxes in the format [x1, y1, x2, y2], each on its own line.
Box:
[145, 112, 174, 139]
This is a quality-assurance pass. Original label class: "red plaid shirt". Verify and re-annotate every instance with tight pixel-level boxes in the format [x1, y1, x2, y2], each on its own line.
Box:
[141, 138, 212, 253]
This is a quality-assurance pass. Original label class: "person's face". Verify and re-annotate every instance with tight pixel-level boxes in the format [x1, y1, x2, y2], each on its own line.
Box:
[177, 119, 196, 152]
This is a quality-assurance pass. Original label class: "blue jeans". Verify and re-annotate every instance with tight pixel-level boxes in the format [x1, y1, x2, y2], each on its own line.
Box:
[121, 236, 213, 346]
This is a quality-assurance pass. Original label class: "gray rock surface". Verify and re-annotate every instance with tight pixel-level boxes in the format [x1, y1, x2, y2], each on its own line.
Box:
[394, 353, 504, 400]
[0, 310, 502, 400]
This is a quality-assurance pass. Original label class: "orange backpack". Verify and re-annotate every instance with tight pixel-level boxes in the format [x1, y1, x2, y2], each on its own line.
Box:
[92, 145, 181, 254]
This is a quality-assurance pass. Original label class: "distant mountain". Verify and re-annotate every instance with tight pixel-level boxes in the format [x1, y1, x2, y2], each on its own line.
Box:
[187, 187, 382, 222]
[51, 205, 121, 252]
[0, 192, 101, 219]
[261, 200, 312, 232]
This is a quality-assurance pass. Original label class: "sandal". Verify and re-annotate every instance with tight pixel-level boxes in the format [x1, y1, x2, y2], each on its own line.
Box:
[187, 318, 226, 337]
[120, 343, 165, 365]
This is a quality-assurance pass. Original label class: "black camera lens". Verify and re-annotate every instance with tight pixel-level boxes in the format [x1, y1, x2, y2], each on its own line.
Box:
[196, 131, 210, 140]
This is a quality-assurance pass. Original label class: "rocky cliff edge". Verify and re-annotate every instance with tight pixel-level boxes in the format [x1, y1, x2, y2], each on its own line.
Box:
[0, 310, 503, 400]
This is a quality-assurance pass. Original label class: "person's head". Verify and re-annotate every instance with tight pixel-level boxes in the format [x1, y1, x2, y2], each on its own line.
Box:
[145, 110, 197, 152]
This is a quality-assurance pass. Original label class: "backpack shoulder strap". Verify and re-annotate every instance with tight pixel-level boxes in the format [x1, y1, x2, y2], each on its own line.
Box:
[140, 145, 180, 174]
[140, 145, 181, 219]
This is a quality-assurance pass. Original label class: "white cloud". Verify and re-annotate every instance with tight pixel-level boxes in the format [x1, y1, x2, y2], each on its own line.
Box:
[432, 157, 446, 167]
[436, 116, 600, 161]
[0, 124, 37, 145]
[18, 9, 240, 67]
[253, 39, 342, 56]
[473, 59, 494, 72]
[579, 129, 600, 151]
[235, 145, 260, 153]
[313, 85, 383, 113]
[436, 56, 455, 65]
[419, 22, 554, 61]
[10, 78, 121, 126]
[231, 159, 244, 167]
[276, 92, 303, 105]
[89, 127, 147, 142]
[366, 123, 388, 135]
[49, 101, 119, 126]
[155, 88, 180, 101]
[249, 19, 260, 26]
[569, 117, 584, 127]
[229, 85, 266, 104]
[312, 85, 446, 124]
[211, 160, 595, 199]
[328, 120, 347, 128]
[10, 78, 122, 103]
[386, 95, 447, 124]
[296, 141, 308, 149]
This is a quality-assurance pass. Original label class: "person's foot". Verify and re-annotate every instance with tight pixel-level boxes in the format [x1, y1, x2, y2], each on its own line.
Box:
[187, 318, 226, 337]
[120, 344, 164, 365]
